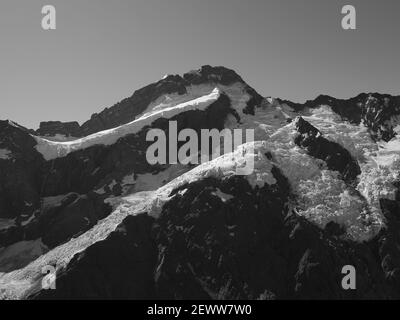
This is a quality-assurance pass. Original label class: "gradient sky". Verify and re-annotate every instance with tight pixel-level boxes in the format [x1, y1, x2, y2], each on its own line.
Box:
[1, 0, 400, 129]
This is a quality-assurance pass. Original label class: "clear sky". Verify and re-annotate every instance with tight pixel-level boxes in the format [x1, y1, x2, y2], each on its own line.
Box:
[1, 0, 400, 129]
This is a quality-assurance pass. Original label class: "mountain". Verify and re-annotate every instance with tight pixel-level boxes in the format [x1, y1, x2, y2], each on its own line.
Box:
[35, 65, 262, 139]
[0, 65, 400, 299]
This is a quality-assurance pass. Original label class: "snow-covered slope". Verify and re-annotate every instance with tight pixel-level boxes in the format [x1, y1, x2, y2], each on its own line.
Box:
[225, 101, 396, 241]
[0, 142, 271, 298]
[34, 88, 222, 160]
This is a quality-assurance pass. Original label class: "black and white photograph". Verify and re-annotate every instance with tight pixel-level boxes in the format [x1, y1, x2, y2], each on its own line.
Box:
[1, 0, 400, 307]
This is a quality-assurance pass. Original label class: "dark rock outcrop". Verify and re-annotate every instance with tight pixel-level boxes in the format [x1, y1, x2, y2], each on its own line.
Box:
[36, 121, 81, 138]
[38, 93, 236, 197]
[293, 116, 361, 184]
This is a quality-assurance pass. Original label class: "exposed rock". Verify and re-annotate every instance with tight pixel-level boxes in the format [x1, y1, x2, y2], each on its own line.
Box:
[378, 199, 400, 291]
[36, 121, 81, 138]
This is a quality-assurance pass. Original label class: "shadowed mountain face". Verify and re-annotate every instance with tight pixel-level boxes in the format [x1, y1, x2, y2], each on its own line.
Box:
[29, 175, 399, 299]
[1, 65, 400, 300]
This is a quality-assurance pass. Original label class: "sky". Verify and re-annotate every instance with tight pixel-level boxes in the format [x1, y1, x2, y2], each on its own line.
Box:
[1, 0, 400, 129]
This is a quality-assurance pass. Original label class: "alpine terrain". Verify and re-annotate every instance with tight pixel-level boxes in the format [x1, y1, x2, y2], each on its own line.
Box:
[0, 65, 400, 299]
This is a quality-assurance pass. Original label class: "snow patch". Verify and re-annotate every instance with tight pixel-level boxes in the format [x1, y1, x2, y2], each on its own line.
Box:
[0, 149, 12, 160]
[211, 188, 234, 202]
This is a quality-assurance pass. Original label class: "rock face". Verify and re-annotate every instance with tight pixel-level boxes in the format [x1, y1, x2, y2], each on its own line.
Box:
[293, 116, 361, 184]
[0, 121, 43, 220]
[0, 78, 247, 272]
[379, 196, 400, 291]
[29, 213, 157, 299]
[31, 174, 399, 299]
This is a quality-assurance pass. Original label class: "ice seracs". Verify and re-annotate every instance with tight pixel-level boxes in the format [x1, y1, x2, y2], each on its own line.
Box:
[262, 110, 385, 242]
[32, 81, 254, 161]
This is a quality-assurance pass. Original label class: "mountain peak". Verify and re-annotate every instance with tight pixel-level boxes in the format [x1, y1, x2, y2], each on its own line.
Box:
[34, 65, 260, 138]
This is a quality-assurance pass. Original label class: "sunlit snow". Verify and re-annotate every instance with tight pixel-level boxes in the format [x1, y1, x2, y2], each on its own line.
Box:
[34, 88, 221, 160]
